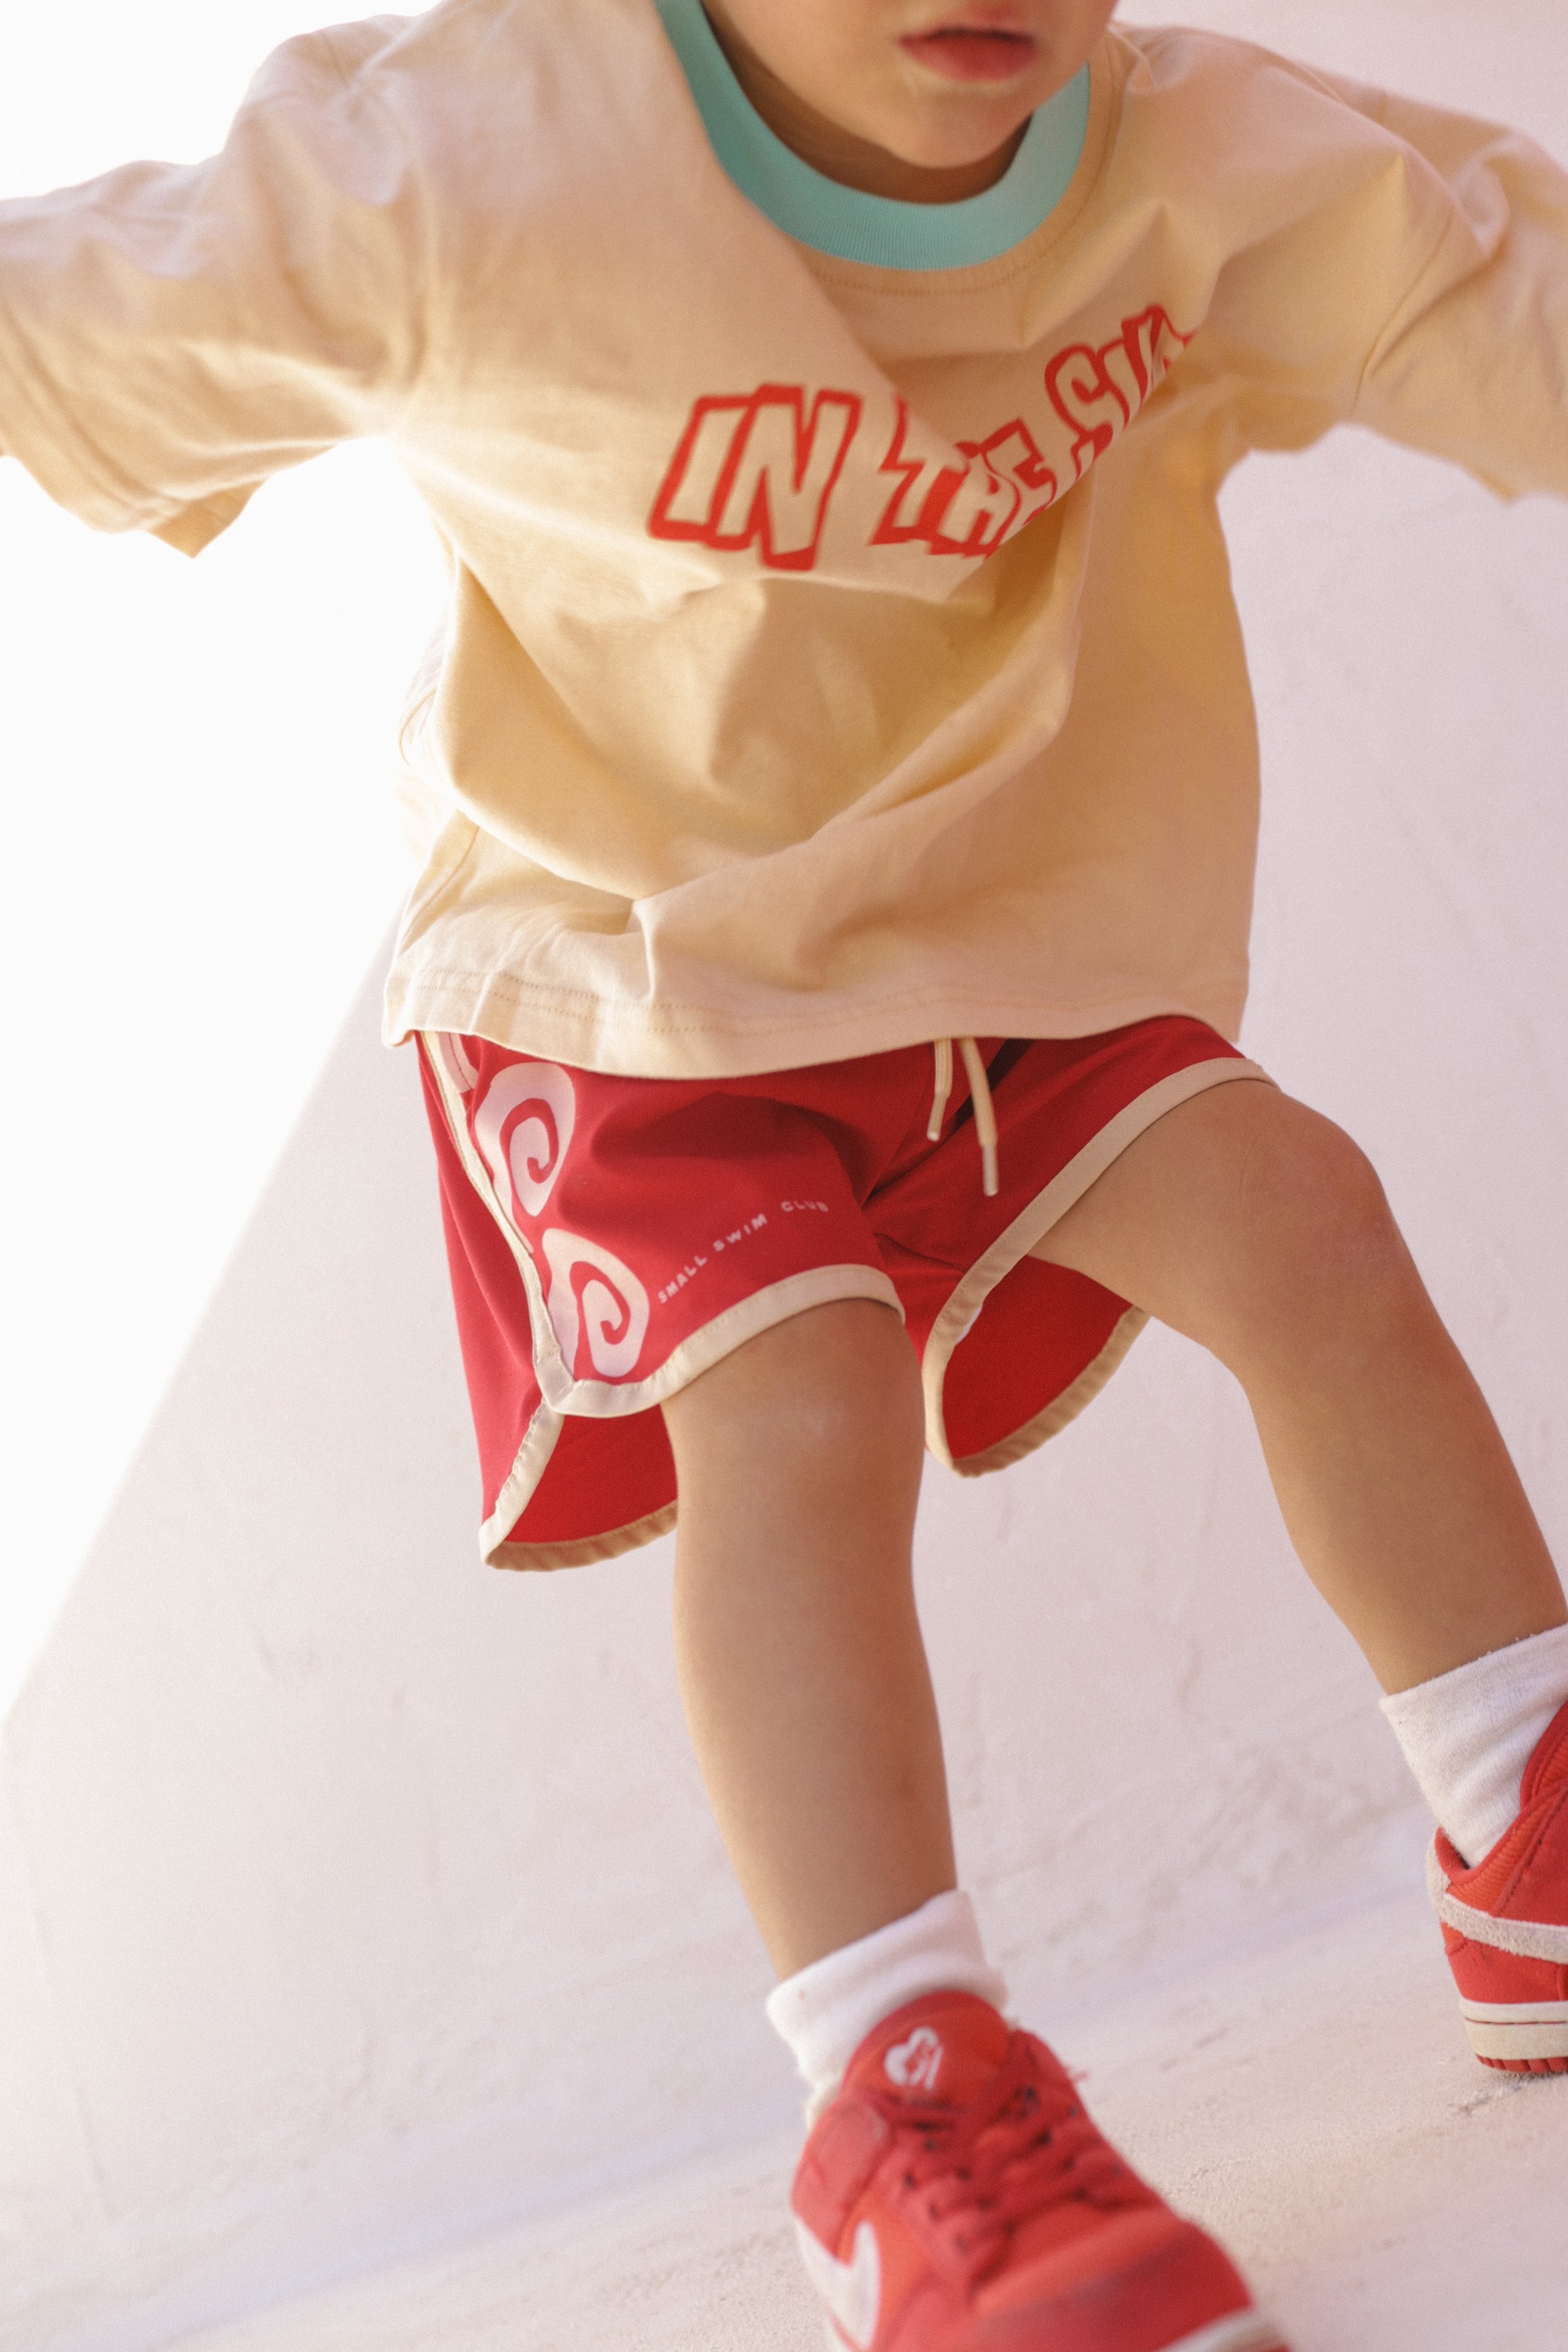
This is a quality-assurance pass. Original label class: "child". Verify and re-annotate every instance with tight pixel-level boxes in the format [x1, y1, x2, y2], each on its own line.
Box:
[4, 2, 1567, 2345]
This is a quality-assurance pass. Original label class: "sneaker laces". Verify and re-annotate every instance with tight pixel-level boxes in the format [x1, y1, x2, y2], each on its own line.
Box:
[876, 2037, 1140, 2283]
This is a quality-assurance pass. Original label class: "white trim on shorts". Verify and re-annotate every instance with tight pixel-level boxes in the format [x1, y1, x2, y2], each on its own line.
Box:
[924, 1057, 1272, 1474]
[425, 1036, 1271, 1567]
[423, 1033, 902, 1566]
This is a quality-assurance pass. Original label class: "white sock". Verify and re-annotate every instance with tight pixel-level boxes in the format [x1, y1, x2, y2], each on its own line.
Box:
[766, 1889, 1008, 2118]
[1381, 1622, 1568, 1866]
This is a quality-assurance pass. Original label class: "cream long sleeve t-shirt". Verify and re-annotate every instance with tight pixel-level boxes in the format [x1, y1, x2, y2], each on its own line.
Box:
[0, 1, 1564, 1075]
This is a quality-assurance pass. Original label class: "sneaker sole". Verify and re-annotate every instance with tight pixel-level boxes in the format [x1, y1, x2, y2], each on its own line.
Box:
[1463, 1997, 1568, 2069]
[818, 2310, 1288, 2352]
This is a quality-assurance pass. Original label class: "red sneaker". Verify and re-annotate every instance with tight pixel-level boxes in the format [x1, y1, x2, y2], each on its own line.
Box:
[789, 1992, 1284, 2352]
[1428, 1694, 1568, 2074]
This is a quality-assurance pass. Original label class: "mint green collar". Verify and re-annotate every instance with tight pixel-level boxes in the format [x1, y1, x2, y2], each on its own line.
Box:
[654, 0, 1089, 271]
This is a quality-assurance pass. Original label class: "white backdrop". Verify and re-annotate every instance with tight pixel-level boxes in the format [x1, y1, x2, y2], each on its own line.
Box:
[0, 0, 447, 1718]
[2, 5, 1566, 2350]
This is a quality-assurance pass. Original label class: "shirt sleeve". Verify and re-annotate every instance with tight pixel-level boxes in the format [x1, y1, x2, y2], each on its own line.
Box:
[1348, 86, 1568, 501]
[0, 19, 429, 554]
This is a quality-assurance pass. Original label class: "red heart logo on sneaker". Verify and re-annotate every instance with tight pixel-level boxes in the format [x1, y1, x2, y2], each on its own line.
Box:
[884, 2025, 944, 2092]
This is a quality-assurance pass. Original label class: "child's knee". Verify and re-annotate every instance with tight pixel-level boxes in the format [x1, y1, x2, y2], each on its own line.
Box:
[1218, 1095, 1410, 1351]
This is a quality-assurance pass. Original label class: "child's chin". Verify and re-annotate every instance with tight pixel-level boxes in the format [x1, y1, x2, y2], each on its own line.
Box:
[870, 110, 1033, 176]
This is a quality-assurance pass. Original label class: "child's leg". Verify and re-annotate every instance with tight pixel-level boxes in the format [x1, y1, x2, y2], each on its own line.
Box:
[1033, 1079, 1567, 1693]
[666, 1274, 1286, 2347]
[1036, 1079, 1568, 2078]
[664, 1077, 1566, 1980]
[662, 1296, 952, 1976]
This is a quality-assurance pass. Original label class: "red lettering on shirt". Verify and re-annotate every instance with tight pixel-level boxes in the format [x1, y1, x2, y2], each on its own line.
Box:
[869, 407, 1058, 557]
[869, 400, 960, 546]
[646, 309, 1192, 570]
[975, 419, 1058, 498]
[648, 384, 863, 571]
[1044, 305, 1193, 481]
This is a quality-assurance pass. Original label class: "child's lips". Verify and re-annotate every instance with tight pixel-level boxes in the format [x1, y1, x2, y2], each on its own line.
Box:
[898, 26, 1039, 83]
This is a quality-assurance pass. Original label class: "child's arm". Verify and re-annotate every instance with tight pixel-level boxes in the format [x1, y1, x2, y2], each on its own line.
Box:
[1164, 40, 1566, 510]
[1346, 86, 1568, 503]
[0, 19, 428, 557]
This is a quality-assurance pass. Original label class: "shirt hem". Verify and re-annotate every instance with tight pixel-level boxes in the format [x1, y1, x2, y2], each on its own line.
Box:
[384, 964, 1247, 1077]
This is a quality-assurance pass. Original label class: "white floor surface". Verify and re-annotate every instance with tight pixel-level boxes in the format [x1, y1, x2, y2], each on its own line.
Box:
[162, 1886, 1568, 2352]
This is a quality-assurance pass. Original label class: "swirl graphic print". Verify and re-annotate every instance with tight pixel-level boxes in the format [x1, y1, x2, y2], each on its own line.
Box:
[474, 1062, 577, 1220]
[542, 1230, 651, 1381]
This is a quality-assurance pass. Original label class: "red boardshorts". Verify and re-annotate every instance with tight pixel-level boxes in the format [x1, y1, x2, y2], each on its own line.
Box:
[419, 1022, 1269, 1570]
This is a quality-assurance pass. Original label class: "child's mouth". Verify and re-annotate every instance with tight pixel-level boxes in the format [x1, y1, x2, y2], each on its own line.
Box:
[898, 24, 1039, 83]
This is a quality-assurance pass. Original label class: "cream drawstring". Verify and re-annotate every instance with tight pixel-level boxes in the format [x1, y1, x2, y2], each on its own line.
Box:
[926, 1040, 954, 1141]
[927, 1037, 999, 1199]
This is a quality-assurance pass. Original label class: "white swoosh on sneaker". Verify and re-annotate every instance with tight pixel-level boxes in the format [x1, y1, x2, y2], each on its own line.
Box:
[793, 2216, 881, 2350]
[1427, 1840, 1568, 1962]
